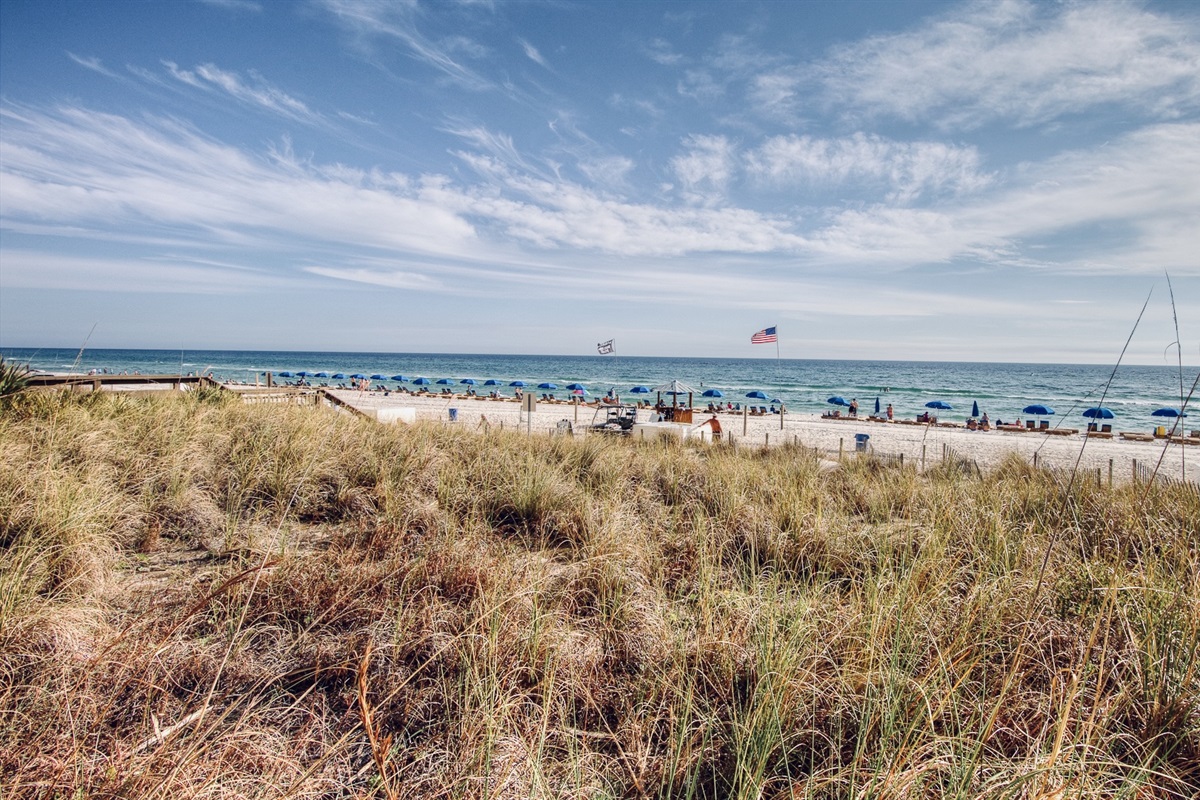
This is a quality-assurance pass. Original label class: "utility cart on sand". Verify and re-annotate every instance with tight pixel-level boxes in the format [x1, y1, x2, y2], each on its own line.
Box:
[590, 403, 639, 435]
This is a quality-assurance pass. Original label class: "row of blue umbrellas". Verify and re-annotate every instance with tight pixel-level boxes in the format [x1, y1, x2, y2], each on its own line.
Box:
[275, 369, 1189, 418]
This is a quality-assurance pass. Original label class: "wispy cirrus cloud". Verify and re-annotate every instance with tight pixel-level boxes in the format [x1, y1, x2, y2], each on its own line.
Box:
[66, 52, 120, 79]
[746, 133, 993, 203]
[197, 0, 262, 12]
[812, 122, 1200, 273]
[820, 0, 1200, 128]
[517, 38, 548, 68]
[670, 134, 738, 205]
[315, 0, 495, 91]
[0, 105, 477, 259]
[162, 62, 323, 124]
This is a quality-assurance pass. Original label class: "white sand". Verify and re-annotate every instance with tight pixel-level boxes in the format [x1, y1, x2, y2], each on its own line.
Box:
[322, 389, 1200, 483]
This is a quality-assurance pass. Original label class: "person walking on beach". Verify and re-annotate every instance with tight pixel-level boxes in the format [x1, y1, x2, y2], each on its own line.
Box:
[704, 414, 723, 441]
[849, 398, 859, 417]
[886, 403, 893, 421]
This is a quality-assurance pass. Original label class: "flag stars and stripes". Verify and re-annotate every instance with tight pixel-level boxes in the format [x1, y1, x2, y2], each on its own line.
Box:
[751, 326, 777, 344]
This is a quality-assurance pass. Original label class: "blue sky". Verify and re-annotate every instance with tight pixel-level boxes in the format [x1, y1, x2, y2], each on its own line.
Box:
[1, 0, 1198, 364]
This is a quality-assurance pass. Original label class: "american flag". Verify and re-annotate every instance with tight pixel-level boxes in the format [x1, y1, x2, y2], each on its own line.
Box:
[751, 326, 777, 344]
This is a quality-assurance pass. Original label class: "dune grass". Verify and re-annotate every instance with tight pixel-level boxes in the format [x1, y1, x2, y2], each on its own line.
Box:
[0, 390, 1196, 798]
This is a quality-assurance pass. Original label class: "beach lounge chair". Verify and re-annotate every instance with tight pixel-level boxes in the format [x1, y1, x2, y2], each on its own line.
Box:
[1026, 420, 1036, 429]
[1119, 432, 1154, 442]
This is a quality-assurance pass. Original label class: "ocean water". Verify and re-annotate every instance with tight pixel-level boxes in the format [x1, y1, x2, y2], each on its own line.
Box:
[4, 347, 1196, 426]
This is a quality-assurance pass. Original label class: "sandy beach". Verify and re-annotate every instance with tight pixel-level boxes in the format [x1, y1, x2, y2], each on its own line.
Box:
[321, 388, 1200, 483]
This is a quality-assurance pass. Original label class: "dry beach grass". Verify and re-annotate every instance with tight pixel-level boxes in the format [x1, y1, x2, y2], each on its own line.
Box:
[1, 389, 1197, 798]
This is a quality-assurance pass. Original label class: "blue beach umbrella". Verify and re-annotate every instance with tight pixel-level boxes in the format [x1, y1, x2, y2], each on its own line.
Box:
[538, 382, 557, 389]
[876, 397, 882, 415]
[826, 396, 848, 406]
[509, 380, 527, 387]
[629, 386, 651, 394]
[1022, 404, 1055, 416]
[925, 400, 953, 410]
[746, 390, 769, 400]
[277, 371, 294, 378]
[370, 374, 388, 381]
[412, 377, 431, 385]
[296, 371, 311, 377]
[971, 400, 979, 417]
[349, 373, 366, 380]
[390, 375, 408, 382]
[701, 389, 724, 398]
[460, 378, 477, 385]
[436, 378, 453, 385]
[566, 382, 587, 391]
[483, 379, 502, 386]
[314, 372, 329, 378]
[331, 373, 346, 379]
[1082, 407, 1115, 419]
[771, 397, 782, 404]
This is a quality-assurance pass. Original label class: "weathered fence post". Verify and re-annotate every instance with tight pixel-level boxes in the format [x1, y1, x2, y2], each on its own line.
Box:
[921, 444, 926, 471]
[839, 438, 844, 461]
[1108, 458, 1113, 488]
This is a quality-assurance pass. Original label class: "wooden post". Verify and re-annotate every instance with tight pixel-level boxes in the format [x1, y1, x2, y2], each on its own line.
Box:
[1033, 451, 1038, 469]
[942, 443, 947, 462]
[780, 406, 784, 430]
[1108, 458, 1113, 488]
[900, 453, 904, 467]
[1132, 458, 1137, 482]
[743, 406, 748, 436]
[921, 444, 926, 471]
[574, 399, 578, 423]
[839, 438, 844, 461]
[765, 433, 770, 448]
[266, 372, 273, 388]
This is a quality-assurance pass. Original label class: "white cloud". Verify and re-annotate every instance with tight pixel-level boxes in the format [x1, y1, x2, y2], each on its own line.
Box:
[303, 266, 443, 290]
[811, 122, 1200, 273]
[0, 250, 282, 293]
[670, 134, 737, 205]
[66, 53, 119, 79]
[677, 69, 723, 101]
[197, 0, 262, 11]
[162, 62, 322, 124]
[747, 69, 805, 123]
[0, 105, 477, 258]
[820, 0, 1200, 128]
[746, 133, 992, 202]
[644, 37, 683, 66]
[517, 38, 548, 68]
[577, 156, 634, 189]
[315, 0, 495, 91]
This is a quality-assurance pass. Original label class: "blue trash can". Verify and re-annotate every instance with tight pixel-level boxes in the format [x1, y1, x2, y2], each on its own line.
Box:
[855, 433, 870, 452]
[448, 408, 458, 422]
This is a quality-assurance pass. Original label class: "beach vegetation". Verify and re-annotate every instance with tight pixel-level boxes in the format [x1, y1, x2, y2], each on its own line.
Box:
[0, 391, 1196, 798]
[0, 357, 33, 404]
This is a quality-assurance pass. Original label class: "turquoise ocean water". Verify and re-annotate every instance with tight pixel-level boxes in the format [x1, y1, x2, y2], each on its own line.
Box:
[3, 347, 1196, 427]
